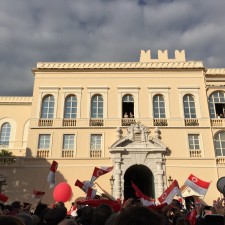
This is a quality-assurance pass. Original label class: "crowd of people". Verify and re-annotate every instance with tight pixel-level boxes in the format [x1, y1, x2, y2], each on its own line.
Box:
[0, 195, 225, 225]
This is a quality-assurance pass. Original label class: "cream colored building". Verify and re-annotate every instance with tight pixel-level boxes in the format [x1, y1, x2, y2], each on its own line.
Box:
[1, 50, 225, 207]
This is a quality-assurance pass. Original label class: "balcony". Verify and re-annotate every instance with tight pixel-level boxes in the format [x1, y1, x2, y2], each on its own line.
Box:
[189, 150, 202, 158]
[216, 157, 225, 164]
[89, 119, 104, 127]
[153, 118, 168, 126]
[211, 119, 224, 127]
[121, 118, 136, 126]
[63, 119, 76, 127]
[62, 150, 74, 158]
[37, 150, 49, 158]
[184, 119, 199, 126]
[38, 119, 53, 127]
[90, 149, 102, 157]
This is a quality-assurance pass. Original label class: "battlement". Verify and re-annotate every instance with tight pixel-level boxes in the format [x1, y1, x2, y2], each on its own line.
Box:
[139, 50, 186, 62]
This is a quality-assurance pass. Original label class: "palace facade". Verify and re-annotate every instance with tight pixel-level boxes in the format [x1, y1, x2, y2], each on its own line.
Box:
[1, 50, 225, 206]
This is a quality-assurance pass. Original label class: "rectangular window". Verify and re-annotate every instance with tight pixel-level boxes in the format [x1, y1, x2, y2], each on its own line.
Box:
[38, 134, 51, 149]
[63, 134, 75, 149]
[188, 134, 200, 149]
[90, 134, 102, 150]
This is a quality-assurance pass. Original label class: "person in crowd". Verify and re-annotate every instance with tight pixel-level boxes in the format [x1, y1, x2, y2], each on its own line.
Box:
[93, 204, 114, 225]
[114, 205, 163, 225]
[0, 215, 25, 225]
[129, 112, 134, 118]
[76, 205, 94, 225]
[9, 201, 23, 216]
[17, 213, 33, 225]
[58, 219, 78, 225]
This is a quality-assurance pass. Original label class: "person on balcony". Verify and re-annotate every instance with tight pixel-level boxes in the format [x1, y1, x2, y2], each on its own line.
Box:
[129, 112, 134, 118]
[124, 112, 128, 118]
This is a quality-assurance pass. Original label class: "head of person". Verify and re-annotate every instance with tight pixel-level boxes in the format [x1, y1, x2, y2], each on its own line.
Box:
[43, 206, 67, 225]
[17, 213, 33, 225]
[93, 204, 114, 225]
[0, 215, 25, 225]
[114, 206, 163, 225]
[58, 219, 78, 225]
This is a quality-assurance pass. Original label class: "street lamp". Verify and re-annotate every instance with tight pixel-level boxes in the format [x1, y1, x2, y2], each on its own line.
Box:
[110, 175, 114, 195]
[0, 175, 7, 193]
[168, 175, 173, 186]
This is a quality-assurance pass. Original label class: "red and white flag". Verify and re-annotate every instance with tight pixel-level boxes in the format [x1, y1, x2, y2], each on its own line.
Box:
[0, 193, 8, 204]
[47, 161, 58, 188]
[75, 180, 93, 193]
[158, 180, 182, 204]
[32, 190, 45, 199]
[131, 181, 155, 206]
[90, 166, 113, 183]
[86, 187, 97, 199]
[184, 174, 210, 196]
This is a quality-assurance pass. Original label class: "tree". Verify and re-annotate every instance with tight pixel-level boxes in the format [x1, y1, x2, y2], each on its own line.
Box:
[0, 149, 13, 157]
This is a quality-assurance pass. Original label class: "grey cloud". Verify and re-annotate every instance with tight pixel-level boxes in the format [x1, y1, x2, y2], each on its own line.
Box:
[0, 0, 225, 96]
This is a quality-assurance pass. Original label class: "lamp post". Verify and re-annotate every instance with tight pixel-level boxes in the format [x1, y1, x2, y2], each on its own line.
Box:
[110, 175, 114, 195]
[0, 175, 7, 193]
[168, 175, 173, 186]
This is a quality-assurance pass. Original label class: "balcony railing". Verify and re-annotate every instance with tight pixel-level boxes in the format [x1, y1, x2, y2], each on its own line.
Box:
[153, 118, 168, 126]
[0, 157, 16, 165]
[121, 118, 136, 126]
[89, 119, 104, 127]
[0, 142, 9, 148]
[38, 119, 53, 127]
[216, 157, 225, 164]
[189, 150, 202, 158]
[63, 119, 76, 127]
[37, 150, 49, 158]
[211, 119, 223, 127]
[184, 119, 199, 126]
[62, 150, 74, 158]
[90, 149, 102, 157]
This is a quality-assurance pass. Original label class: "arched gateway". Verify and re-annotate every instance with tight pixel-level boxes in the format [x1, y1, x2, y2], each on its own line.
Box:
[109, 123, 167, 200]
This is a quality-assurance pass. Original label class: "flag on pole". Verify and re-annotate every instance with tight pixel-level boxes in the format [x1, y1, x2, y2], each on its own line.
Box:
[131, 181, 155, 206]
[32, 190, 45, 199]
[184, 174, 210, 196]
[75, 179, 93, 193]
[86, 187, 97, 199]
[0, 192, 8, 204]
[90, 166, 113, 183]
[158, 180, 182, 204]
[47, 161, 58, 188]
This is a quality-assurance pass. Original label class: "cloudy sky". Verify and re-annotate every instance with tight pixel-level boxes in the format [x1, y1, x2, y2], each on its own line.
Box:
[1, 0, 225, 96]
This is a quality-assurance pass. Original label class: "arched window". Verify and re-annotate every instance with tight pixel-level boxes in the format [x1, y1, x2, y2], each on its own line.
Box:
[41, 95, 55, 119]
[122, 94, 134, 118]
[153, 95, 166, 118]
[0, 122, 11, 146]
[91, 94, 103, 118]
[64, 95, 77, 119]
[214, 131, 225, 156]
[209, 91, 225, 118]
[183, 94, 196, 118]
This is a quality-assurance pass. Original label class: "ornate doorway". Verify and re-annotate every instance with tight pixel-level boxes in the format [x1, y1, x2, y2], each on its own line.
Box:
[124, 164, 154, 200]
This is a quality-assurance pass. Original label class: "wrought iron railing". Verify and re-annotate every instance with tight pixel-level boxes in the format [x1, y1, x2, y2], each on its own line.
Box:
[153, 118, 168, 126]
[89, 119, 104, 126]
[184, 119, 199, 126]
[189, 150, 202, 158]
[121, 118, 136, 126]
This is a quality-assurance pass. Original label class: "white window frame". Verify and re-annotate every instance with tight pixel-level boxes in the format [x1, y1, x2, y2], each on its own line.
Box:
[37, 87, 60, 118]
[61, 87, 82, 118]
[188, 134, 201, 150]
[214, 131, 225, 157]
[148, 86, 170, 118]
[178, 86, 201, 118]
[117, 86, 140, 118]
[89, 133, 104, 156]
[36, 132, 53, 157]
[87, 87, 109, 118]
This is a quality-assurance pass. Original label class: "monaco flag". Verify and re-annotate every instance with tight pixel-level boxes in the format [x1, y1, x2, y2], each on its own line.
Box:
[47, 161, 58, 188]
[32, 190, 45, 199]
[90, 166, 113, 183]
[131, 181, 155, 206]
[75, 179, 93, 193]
[86, 187, 97, 199]
[0, 192, 8, 204]
[184, 174, 210, 196]
[158, 180, 182, 204]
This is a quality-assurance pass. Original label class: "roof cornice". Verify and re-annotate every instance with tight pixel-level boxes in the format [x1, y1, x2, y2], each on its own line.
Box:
[206, 68, 225, 75]
[35, 61, 204, 70]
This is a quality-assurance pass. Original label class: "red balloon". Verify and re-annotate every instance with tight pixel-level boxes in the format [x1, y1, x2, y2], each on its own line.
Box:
[53, 182, 72, 203]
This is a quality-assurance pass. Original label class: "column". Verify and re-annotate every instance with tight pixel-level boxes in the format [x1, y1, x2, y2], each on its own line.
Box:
[156, 158, 164, 197]
[114, 154, 122, 199]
